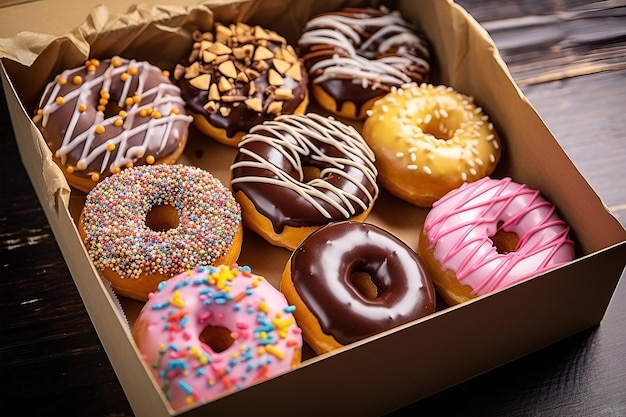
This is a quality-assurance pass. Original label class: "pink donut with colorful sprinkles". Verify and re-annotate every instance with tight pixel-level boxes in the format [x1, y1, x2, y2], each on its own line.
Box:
[78, 164, 243, 301]
[132, 264, 303, 410]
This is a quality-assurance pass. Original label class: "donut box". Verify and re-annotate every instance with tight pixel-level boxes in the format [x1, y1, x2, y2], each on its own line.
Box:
[2, 0, 625, 415]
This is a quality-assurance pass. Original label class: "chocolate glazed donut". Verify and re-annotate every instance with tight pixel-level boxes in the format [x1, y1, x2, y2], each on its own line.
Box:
[230, 113, 378, 250]
[281, 221, 436, 354]
[174, 23, 308, 146]
[298, 7, 431, 119]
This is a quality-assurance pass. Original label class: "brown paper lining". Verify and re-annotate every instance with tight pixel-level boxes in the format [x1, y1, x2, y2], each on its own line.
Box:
[0, 0, 374, 106]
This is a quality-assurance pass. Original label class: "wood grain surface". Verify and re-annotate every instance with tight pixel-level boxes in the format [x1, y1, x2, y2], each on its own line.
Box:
[1, 0, 625, 415]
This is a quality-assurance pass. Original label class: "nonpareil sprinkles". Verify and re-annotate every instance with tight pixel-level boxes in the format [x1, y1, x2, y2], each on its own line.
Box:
[81, 164, 241, 279]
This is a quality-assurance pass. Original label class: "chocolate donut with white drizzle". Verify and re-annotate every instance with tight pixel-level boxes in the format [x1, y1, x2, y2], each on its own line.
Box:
[33, 56, 192, 192]
[230, 113, 378, 250]
[298, 7, 431, 120]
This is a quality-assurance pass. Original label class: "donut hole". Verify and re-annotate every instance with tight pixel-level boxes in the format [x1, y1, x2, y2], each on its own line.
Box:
[303, 165, 322, 183]
[423, 115, 456, 141]
[350, 270, 381, 299]
[145, 204, 179, 232]
[102, 100, 125, 119]
[199, 325, 234, 353]
[490, 223, 520, 254]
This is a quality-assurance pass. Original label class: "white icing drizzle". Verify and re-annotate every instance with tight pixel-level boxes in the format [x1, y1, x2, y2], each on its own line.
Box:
[298, 9, 430, 86]
[34, 56, 192, 176]
[231, 113, 378, 220]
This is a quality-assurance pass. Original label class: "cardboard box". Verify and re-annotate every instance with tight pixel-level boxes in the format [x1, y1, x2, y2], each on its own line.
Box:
[2, 0, 625, 415]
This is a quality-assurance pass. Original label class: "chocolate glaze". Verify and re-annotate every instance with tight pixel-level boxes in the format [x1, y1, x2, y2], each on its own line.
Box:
[34, 58, 191, 181]
[290, 221, 436, 345]
[176, 25, 308, 140]
[298, 7, 431, 115]
[230, 114, 378, 233]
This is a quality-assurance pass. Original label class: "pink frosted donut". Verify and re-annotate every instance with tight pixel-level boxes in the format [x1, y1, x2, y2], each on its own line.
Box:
[132, 264, 303, 410]
[418, 177, 574, 305]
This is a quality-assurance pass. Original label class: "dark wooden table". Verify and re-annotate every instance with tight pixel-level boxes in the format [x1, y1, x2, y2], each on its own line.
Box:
[1, 0, 625, 415]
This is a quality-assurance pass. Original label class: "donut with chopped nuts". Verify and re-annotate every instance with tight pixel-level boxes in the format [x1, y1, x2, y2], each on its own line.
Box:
[174, 23, 309, 147]
[33, 56, 192, 192]
[78, 164, 243, 301]
[362, 83, 502, 207]
[298, 7, 431, 120]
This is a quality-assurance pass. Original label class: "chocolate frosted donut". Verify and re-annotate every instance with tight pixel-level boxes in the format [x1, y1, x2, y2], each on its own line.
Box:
[230, 113, 378, 250]
[298, 7, 431, 120]
[174, 23, 309, 146]
[33, 56, 192, 192]
[281, 221, 436, 354]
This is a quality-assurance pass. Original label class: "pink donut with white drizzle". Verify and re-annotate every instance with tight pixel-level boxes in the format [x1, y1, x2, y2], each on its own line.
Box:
[132, 264, 303, 410]
[417, 177, 574, 305]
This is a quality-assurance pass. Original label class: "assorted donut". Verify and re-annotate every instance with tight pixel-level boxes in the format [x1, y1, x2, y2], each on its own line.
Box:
[133, 264, 302, 410]
[362, 83, 501, 207]
[31, 6, 579, 410]
[298, 7, 431, 120]
[281, 221, 436, 355]
[33, 56, 193, 192]
[418, 177, 575, 305]
[78, 164, 243, 301]
[231, 113, 378, 250]
[174, 23, 308, 147]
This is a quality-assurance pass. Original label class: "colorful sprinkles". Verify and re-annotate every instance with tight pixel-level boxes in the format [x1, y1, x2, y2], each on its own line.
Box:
[81, 164, 241, 280]
[133, 264, 302, 410]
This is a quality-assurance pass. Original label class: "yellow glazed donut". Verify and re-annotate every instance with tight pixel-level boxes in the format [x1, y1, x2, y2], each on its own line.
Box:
[362, 83, 501, 207]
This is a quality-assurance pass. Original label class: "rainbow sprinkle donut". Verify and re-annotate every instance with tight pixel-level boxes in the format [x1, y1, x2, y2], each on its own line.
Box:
[78, 164, 243, 300]
[132, 264, 303, 410]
